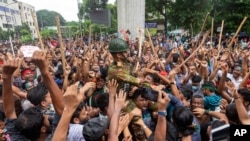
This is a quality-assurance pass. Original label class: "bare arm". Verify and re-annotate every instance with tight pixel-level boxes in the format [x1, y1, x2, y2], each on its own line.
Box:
[52, 82, 95, 141]
[154, 91, 170, 141]
[32, 51, 64, 115]
[108, 90, 127, 141]
[2, 59, 20, 119]
[239, 72, 250, 89]
[233, 90, 250, 124]
[12, 85, 27, 99]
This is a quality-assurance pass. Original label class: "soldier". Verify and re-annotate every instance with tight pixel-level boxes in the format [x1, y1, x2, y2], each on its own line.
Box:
[107, 38, 150, 140]
[107, 38, 150, 92]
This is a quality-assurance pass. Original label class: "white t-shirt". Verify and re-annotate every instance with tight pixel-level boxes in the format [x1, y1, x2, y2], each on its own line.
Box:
[67, 124, 85, 141]
[217, 70, 242, 89]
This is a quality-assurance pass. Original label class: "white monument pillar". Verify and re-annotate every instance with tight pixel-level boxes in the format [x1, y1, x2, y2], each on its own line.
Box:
[117, 0, 145, 41]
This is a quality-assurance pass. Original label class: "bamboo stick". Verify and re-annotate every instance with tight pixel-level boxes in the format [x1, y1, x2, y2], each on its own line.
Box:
[190, 23, 193, 38]
[31, 11, 44, 51]
[55, 16, 66, 71]
[228, 17, 248, 50]
[134, 28, 143, 72]
[194, 13, 209, 48]
[210, 17, 214, 48]
[217, 20, 224, 56]
[176, 30, 210, 69]
[145, 28, 158, 58]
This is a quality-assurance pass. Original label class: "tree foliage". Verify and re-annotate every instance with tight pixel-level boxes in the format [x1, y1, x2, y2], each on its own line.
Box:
[146, 0, 250, 34]
[213, 0, 250, 33]
[168, 0, 212, 33]
[36, 10, 66, 28]
[145, 0, 173, 33]
[40, 28, 57, 39]
[79, 0, 108, 20]
[78, 1, 117, 35]
[0, 27, 9, 40]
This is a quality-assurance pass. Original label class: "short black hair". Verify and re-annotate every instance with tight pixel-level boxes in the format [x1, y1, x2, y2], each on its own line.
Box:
[180, 84, 193, 100]
[172, 107, 195, 137]
[96, 93, 109, 112]
[237, 88, 250, 102]
[132, 88, 144, 101]
[226, 103, 240, 125]
[145, 73, 160, 84]
[71, 102, 85, 123]
[192, 75, 202, 83]
[15, 107, 44, 140]
[27, 82, 48, 106]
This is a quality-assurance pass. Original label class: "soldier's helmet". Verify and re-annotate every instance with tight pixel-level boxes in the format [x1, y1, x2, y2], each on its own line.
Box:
[109, 38, 129, 53]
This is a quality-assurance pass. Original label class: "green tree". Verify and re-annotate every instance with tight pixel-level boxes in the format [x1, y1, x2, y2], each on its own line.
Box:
[14, 24, 33, 44]
[78, 2, 117, 35]
[145, 0, 174, 33]
[40, 28, 57, 39]
[213, 0, 250, 33]
[0, 27, 9, 40]
[106, 3, 117, 33]
[79, 0, 108, 20]
[167, 0, 212, 33]
[19, 29, 32, 44]
[36, 10, 66, 28]
[15, 23, 30, 39]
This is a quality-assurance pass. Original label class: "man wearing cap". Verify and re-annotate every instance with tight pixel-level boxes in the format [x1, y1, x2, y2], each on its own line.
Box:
[201, 81, 222, 111]
[107, 38, 150, 92]
[21, 68, 35, 91]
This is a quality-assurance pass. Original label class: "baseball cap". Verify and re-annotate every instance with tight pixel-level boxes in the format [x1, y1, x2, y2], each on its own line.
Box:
[82, 117, 109, 141]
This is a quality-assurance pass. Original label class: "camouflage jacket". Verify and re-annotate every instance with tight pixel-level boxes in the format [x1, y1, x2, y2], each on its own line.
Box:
[107, 61, 150, 90]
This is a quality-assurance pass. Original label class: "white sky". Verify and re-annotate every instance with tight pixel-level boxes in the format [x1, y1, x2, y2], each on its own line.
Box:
[19, 0, 116, 21]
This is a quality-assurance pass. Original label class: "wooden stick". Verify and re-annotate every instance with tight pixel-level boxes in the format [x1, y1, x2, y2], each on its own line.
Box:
[210, 17, 214, 48]
[217, 20, 224, 56]
[228, 16, 248, 50]
[134, 28, 143, 72]
[176, 30, 210, 69]
[55, 16, 66, 71]
[145, 28, 158, 58]
[200, 13, 209, 34]
[89, 25, 92, 44]
[194, 13, 209, 48]
[190, 23, 193, 38]
[31, 11, 44, 51]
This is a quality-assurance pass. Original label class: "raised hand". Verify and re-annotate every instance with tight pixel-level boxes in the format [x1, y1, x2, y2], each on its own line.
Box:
[79, 82, 96, 97]
[3, 58, 20, 78]
[157, 91, 170, 111]
[200, 61, 208, 68]
[31, 51, 49, 74]
[107, 79, 119, 97]
[64, 64, 71, 76]
[122, 136, 132, 141]
[63, 82, 82, 110]
[115, 89, 127, 111]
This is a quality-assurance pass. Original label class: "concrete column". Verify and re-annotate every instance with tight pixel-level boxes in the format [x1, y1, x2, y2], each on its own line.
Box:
[117, 0, 145, 41]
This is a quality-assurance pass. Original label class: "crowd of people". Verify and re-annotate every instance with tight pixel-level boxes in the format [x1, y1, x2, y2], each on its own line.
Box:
[0, 31, 249, 141]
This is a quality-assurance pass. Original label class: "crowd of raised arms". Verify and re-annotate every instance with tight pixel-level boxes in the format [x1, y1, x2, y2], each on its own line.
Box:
[0, 32, 250, 141]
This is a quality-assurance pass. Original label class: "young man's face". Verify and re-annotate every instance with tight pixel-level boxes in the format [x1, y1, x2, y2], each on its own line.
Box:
[135, 95, 148, 111]
[191, 97, 204, 110]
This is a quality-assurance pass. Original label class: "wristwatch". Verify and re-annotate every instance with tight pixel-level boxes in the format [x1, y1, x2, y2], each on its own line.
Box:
[158, 111, 167, 116]
[169, 81, 176, 85]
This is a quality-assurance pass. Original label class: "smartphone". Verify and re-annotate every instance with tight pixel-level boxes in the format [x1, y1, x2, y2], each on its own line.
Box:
[210, 124, 230, 141]
[141, 88, 159, 102]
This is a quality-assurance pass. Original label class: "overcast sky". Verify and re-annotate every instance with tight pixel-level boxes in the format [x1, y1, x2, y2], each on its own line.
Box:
[19, 0, 115, 21]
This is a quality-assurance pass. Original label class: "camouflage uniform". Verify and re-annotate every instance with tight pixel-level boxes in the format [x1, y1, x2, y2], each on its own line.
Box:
[107, 38, 150, 91]
[107, 61, 150, 90]
[107, 38, 149, 140]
